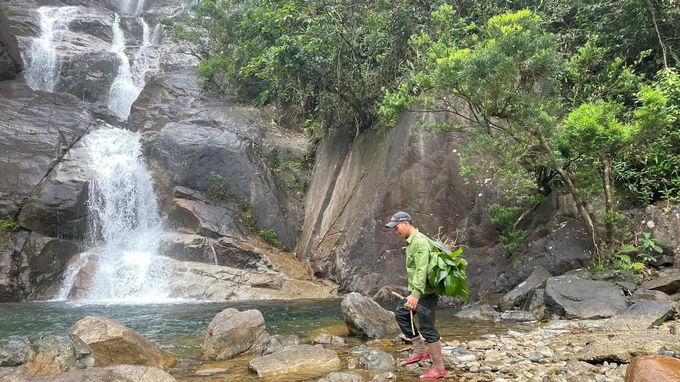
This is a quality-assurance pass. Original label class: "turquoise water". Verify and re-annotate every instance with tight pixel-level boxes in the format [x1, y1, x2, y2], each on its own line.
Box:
[0, 299, 347, 357]
[0, 299, 525, 381]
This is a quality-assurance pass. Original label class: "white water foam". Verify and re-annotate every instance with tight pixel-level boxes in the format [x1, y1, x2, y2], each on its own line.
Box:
[120, 0, 148, 14]
[55, 128, 175, 304]
[24, 7, 79, 92]
[108, 15, 157, 121]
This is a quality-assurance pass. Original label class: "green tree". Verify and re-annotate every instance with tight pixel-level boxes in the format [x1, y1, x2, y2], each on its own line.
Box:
[561, 101, 636, 249]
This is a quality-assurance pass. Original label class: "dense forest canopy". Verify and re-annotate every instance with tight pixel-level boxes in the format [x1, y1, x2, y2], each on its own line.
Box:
[167, 0, 680, 264]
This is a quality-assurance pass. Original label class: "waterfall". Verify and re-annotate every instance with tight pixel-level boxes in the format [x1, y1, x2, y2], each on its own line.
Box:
[120, 0, 148, 14]
[108, 15, 156, 121]
[56, 128, 172, 302]
[24, 7, 78, 92]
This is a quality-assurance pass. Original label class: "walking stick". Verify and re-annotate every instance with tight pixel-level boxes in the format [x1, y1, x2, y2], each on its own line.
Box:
[391, 291, 416, 335]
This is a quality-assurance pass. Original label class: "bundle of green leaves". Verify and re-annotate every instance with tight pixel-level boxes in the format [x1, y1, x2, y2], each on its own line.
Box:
[426, 239, 468, 299]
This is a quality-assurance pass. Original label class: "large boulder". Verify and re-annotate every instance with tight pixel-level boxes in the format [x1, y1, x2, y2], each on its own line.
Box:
[640, 269, 680, 295]
[70, 316, 176, 370]
[202, 308, 268, 360]
[0, 338, 34, 367]
[625, 355, 680, 382]
[18, 335, 93, 375]
[0, 7, 23, 80]
[630, 288, 672, 303]
[574, 332, 680, 363]
[603, 300, 674, 331]
[248, 345, 341, 379]
[499, 265, 551, 311]
[635, 205, 680, 255]
[0, 365, 176, 382]
[0, 80, 95, 218]
[341, 293, 400, 339]
[17, 141, 93, 240]
[544, 275, 629, 319]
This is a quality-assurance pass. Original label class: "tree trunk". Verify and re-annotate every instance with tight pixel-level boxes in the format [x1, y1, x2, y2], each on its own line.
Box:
[602, 158, 615, 250]
[555, 167, 600, 252]
[533, 132, 601, 252]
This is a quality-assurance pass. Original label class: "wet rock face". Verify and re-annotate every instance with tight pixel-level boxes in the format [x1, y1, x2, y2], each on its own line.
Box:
[0, 7, 24, 80]
[136, 70, 312, 251]
[17, 141, 93, 240]
[0, 80, 95, 218]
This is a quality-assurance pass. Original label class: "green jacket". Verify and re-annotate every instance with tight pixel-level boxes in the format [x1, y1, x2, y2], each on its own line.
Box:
[405, 230, 434, 299]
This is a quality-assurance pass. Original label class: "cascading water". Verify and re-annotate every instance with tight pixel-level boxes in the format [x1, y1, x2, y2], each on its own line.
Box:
[120, 0, 148, 14]
[56, 128, 173, 302]
[24, 7, 78, 92]
[108, 15, 158, 121]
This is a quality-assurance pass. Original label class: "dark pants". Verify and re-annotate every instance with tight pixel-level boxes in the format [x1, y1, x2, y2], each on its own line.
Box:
[395, 293, 440, 343]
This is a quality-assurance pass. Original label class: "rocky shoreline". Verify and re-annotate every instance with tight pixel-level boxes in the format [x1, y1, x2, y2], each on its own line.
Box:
[1, 288, 678, 382]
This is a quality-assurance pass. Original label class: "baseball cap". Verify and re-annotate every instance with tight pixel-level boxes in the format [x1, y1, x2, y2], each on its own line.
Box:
[385, 211, 412, 228]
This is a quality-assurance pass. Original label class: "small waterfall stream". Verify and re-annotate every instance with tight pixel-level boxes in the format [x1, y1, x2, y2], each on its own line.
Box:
[24, 7, 78, 92]
[56, 128, 173, 302]
[107, 14, 156, 120]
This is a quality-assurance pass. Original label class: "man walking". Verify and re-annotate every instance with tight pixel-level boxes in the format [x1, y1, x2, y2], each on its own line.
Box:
[385, 211, 447, 380]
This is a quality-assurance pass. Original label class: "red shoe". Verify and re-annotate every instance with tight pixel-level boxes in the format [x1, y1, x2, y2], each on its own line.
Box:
[420, 367, 447, 380]
[404, 351, 430, 365]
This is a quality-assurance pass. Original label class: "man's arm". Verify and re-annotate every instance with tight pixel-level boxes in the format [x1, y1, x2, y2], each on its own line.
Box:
[408, 237, 430, 305]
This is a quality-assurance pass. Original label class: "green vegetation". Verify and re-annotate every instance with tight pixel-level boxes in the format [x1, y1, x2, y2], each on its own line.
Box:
[0, 218, 19, 233]
[258, 228, 279, 247]
[207, 172, 230, 200]
[172, 0, 680, 265]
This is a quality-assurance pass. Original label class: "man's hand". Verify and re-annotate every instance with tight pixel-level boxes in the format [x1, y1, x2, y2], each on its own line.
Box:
[405, 295, 419, 311]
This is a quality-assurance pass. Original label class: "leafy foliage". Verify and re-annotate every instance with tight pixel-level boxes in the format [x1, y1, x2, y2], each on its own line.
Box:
[426, 238, 468, 299]
[0, 218, 19, 233]
[168, 0, 445, 134]
[259, 228, 279, 247]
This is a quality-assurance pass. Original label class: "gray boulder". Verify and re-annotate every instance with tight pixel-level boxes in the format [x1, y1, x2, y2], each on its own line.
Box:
[18, 141, 93, 240]
[63, 254, 98, 300]
[0, 365, 176, 381]
[636, 205, 680, 254]
[630, 288, 672, 303]
[71, 316, 176, 370]
[318, 372, 364, 382]
[0, 7, 23, 80]
[499, 265, 551, 311]
[17, 334, 93, 375]
[0, 338, 34, 367]
[544, 275, 629, 319]
[261, 334, 300, 356]
[341, 293, 400, 339]
[202, 308, 268, 360]
[455, 305, 501, 322]
[575, 332, 680, 363]
[603, 300, 674, 330]
[641, 269, 680, 295]
[0, 80, 95, 218]
[248, 345, 341, 379]
[359, 349, 394, 370]
[57, 51, 120, 105]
